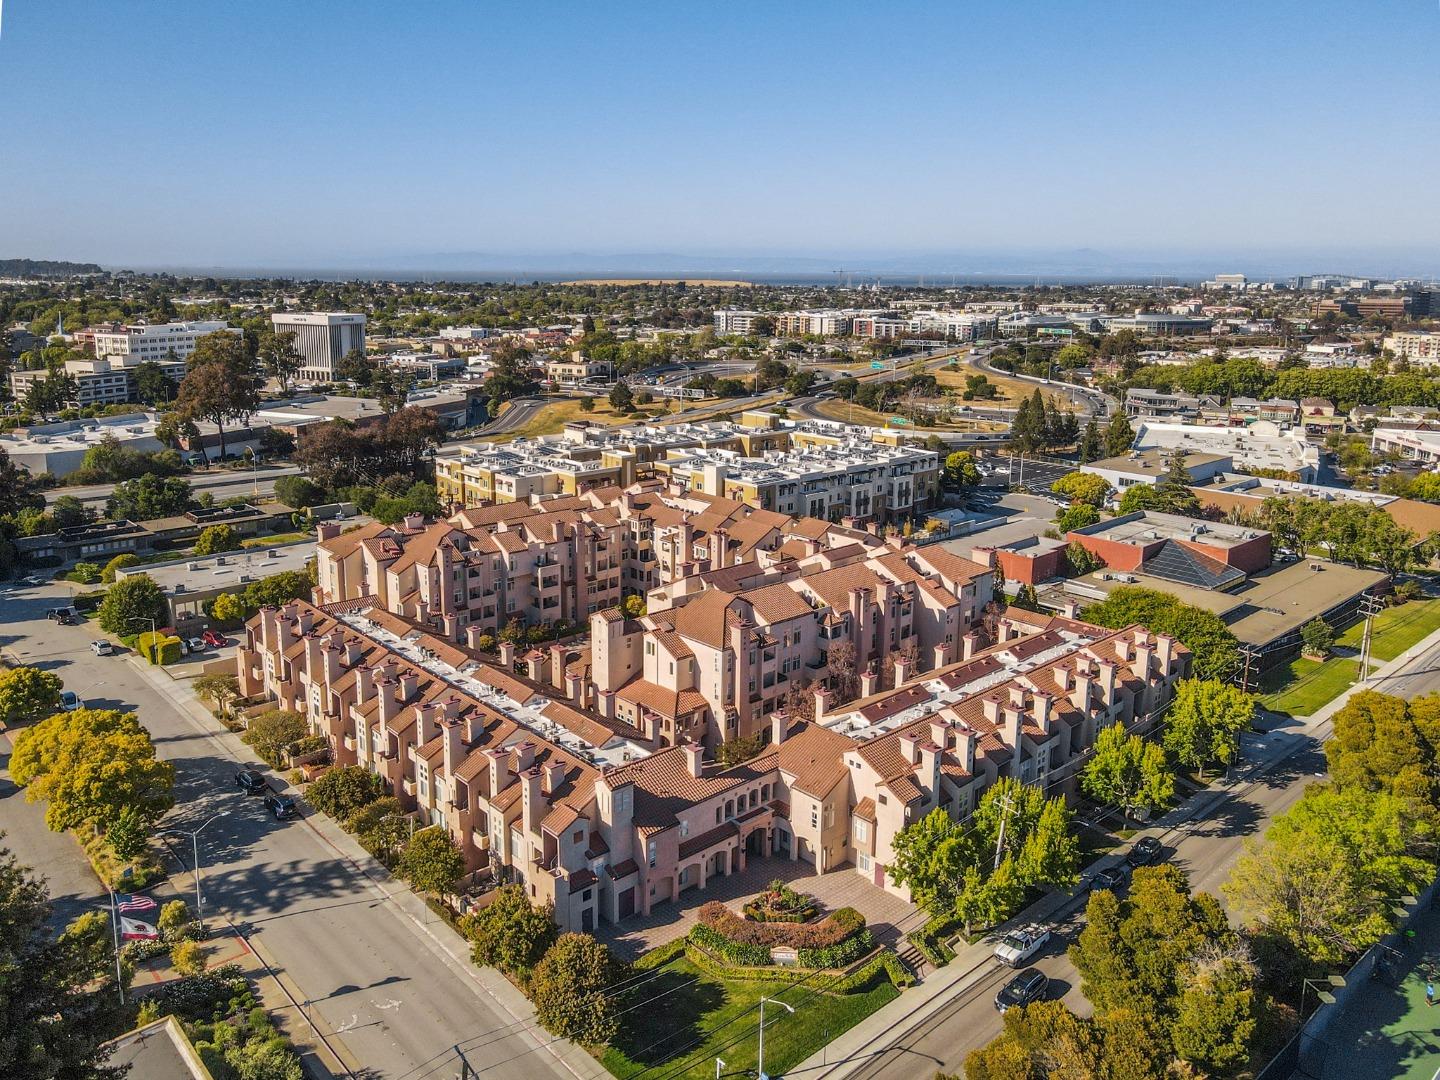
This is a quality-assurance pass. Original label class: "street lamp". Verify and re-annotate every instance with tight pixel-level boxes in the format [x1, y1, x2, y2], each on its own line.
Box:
[757, 997, 795, 1080]
[1300, 975, 1345, 1015]
[714, 1057, 725, 1080]
[161, 812, 222, 936]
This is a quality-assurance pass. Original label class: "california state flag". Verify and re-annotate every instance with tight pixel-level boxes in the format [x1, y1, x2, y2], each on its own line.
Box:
[120, 917, 160, 941]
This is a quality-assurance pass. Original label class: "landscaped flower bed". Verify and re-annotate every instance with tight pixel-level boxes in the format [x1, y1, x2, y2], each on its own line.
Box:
[691, 901, 872, 968]
[741, 879, 818, 923]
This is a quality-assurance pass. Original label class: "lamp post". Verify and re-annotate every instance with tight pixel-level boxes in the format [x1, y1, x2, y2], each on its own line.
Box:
[1300, 975, 1345, 1016]
[757, 997, 795, 1080]
[161, 812, 222, 936]
[714, 1057, 724, 1080]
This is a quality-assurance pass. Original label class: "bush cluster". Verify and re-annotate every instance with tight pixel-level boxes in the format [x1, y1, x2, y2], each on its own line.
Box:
[694, 901, 865, 951]
[741, 879, 818, 923]
[797, 930, 875, 969]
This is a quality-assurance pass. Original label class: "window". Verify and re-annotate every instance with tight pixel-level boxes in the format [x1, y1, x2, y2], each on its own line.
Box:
[878, 793, 888, 806]
[646, 840, 657, 869]
[810, 806, 819, 828]
[854, 820, 869, 842]
[679, 820, 690, 838]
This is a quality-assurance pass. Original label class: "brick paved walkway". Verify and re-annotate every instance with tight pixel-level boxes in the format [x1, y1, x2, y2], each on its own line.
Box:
[595, 857, 917, 960]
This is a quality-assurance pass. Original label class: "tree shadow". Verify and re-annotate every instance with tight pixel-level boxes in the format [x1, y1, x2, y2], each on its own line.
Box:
[608, 968, 725, 1067]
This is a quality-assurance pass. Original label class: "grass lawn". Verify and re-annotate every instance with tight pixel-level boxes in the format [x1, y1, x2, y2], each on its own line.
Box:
[1336, 597, 1440, 663]
[1259, 655, 1360, 717]
[600, 957, 899, 1080]
[491, 398, 677, 442]
[240, 531, 310, 548]
[935, 356, 1071, 409]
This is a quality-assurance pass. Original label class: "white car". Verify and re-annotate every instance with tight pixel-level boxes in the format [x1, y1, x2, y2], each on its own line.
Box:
[994, 925, 1051, 968]
[59, 691, 83, 712]
[183, 637, 208, 654]
[90, 640, 115, 656]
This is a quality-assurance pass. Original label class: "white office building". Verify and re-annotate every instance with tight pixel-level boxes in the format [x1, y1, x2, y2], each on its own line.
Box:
[91, 320, 238, 364]
[270, 312, 367, 382]
[714, 309, 765, 335]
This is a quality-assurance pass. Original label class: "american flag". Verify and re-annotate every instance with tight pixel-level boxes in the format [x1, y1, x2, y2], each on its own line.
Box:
[116, 893, 158, 914]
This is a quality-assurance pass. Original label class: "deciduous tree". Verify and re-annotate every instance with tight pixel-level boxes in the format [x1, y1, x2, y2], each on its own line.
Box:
[1081, 724, 1174, 820]
[460, 884, 557, 979]
[529, 933, 623, 1046]
[0, 666, 63, 725]
[397, 826, 466, 905]
[1163, 679, 1255, 778]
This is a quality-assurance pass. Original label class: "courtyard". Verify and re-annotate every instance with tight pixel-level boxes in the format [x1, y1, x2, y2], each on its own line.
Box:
[594, 856, 918, 961]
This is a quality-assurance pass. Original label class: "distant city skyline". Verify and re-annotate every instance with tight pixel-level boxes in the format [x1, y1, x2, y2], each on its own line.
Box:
[1, 1, 1437, 271]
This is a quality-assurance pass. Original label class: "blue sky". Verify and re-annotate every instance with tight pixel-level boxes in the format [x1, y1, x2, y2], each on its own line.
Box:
[1, 1, 1437, 271]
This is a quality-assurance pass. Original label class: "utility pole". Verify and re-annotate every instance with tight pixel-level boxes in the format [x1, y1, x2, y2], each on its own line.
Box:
[1358, 592, 1386, 684]
[455, 1045, 476, 1080]
[992, 791, 1015, 870]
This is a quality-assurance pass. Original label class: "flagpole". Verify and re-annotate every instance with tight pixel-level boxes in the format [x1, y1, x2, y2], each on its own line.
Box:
[107, 885, 125, 1004]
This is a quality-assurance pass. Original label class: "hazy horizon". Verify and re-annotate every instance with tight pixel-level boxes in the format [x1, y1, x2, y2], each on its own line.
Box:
[3, 1, 1438, 272]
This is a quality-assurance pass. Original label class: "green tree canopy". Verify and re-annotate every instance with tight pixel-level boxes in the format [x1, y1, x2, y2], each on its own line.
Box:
[1163, 679, 1255, 777]
[397, 826, 467, 901]
[460, 883, 558, 979]
[1082, 586, 1238, 679]
[0, 666, 63, 725]
[192, 523, 241, 557]
[1081, 723, 1175, 820]
[1051, 471, 1113, 507]
[529, 933, 623, 1046]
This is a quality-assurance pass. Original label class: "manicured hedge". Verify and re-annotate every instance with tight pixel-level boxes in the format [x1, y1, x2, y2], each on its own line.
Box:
[690, 923, 772, 967]
[798, 930, 875, 969]
[695, 901, 866, 950]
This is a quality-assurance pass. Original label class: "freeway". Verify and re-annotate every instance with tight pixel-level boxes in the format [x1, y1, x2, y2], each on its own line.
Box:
[46, 464, 304, 508]
[824, 708, 1333, 1080]
[0, 580, 587, 1080]
[476, 395, 549, 437]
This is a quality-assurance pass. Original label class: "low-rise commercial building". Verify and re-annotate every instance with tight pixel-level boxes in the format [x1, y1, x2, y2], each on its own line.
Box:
[91, 320, 239, 364]
[1129, 420, 1320, 482]
[1067, 511, 1272, 589]
[1083, 450, 1232, 493]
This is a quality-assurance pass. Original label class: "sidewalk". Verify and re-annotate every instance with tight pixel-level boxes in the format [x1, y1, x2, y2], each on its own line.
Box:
[127, 654, 611, 1080]
[787, 625, 1440, 1080]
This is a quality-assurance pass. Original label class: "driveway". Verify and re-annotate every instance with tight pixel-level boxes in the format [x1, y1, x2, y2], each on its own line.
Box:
[594, 856, 917, 961]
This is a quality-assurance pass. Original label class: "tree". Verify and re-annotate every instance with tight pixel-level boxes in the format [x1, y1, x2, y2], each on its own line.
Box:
[9, 708, 175, 834]
[578, 395, 595, 413]
[177, 330, 259, 460]
[1078, 418, 1103, 463]
[620, 594, 646, 618]
[397, 826, 466, 905]
[210, 591, 252, 626]
[103, 804, 150, 862]
[888, 808, 976, 913]
[1225, 784, 1433, 966]
[334, 348, 377, 387]
[1300, 617, 1335, 657]
[1325, 690, 1440, 812]
[608, 381, 634, 412]
[944, 450, 980, 489]
[1064, 541, 1105, 578]
[1010, 583, 1041, 611]
[193, 673, 241, 721]
[306, 765, 387, 820]
[241, 710, 307, 769]
[1051, 471, 1112, 508]
[826, 639, 860, 702]
[345, 796, 410, 864]
[1081, 724, 1174, 820]
[530, 933, 623, 1046]
[0, 666, 63, 725]
[1071, 865, 1237, 1027]
[1083, 586, 1238, 679]
[50, 495, 93, 531]
[256, 327, 304, 394]
[1055, 504, 1100, 533]
[96, 573, 169, 637]
[273, 475, 326, 510]
[1103, 414, 1135, 457]
[460, 884, 558, 978]
[192, 523, 241, 557]
[157, 899, 195, 942]
[1169, 946, 1259, 1077]
[1163, 679, 1255, 778]
[964, 1001, 1103, 1080]
[0, 447, 44, 519]
[1015, 796, 1082, 893]
[0, 841, 127, 1080]
[132, 360, 176, 405]
[105, 473, 194, 521]
[100, 553, 140, 584]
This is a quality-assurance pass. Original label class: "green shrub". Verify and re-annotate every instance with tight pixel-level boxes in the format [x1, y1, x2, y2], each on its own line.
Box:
[171, 939, 206, 977]
[70, 562, 102, 584]
[797, 930, 875, 969]
[689, 923, 772, 967]
[102, 553, 141, 584]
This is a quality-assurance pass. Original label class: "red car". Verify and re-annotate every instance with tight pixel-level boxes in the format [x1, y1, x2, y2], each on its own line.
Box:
[201, 630, 228, 648]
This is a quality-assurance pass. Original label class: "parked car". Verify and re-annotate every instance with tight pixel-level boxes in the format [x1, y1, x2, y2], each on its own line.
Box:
[57, 611, 78, 625]
[235, 770, 267, 795]
[1086, 864, 1131, 894]
[59, 690, 83, 711]
[201, 630, 228, 648]
[994, 925, 1051, 967]
[995, 967, 1049, 1013]
[90, 640, 116, 656]
[1126, 836, 1164, 867]
[263, 792, 298, 820]
[45, 607, 76, 621]
[183, 637, 207, 655]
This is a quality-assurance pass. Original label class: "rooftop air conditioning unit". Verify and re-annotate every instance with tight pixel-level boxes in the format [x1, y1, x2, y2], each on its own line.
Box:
[187, 562, 200, 571]
[267, 548, 279, 558]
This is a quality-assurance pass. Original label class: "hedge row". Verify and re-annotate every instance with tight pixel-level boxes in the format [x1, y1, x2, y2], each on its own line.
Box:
[695, 901, 865, 949]
[798, 930, 876, 969]
[831, 951, 914, 992]
[633, 935, 690, 972]
[690, 923, 772, 967]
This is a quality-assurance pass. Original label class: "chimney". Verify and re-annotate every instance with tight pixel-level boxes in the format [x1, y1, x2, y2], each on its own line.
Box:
[543, 759, 567, 795]
[441, 718, 464, 781]
[900, 729, 922, 765]
[1053, 664, 1072, 691]
[918, 741, 941, 790]
[377, 678, 399, 726]
[932, 641, 948, 669]
[1133, 642, 1154, 681]
[982, 695, 1001, 725]
[1155, 634, 1176, 674]
[1061, 598, 1080, 619]
[928, 719, 949, 751]
[683, 742, 704, 778]
[416, 700, 441, 746]
[525, 650, 547, 683]
[441, 695, 461, 720]
[954, 725, 977, 773]
[488, 747, 510, 796]
[466, 623, 487, 651]
[464, 710, 484, 743]
[771, 711, 789, 746]
[521, 767, 543, 836]
[1008, 685, 1025, 708]
[1096, 661, 1118, 705]
[356, 665, 376, 703]
[893, 653, 912, 688]
[813, 686, 832, 724]
[398, 670, 419, 700]
[403, 512, 425, 531]
[343, 637, 363, 666]
[859, 666, 879, 698]
[1071, 670, 1094, 712]
[498, 640, 515, 667]
[961, 632, 978, 660]
[316, 521, 342, 543]
[597, 688, 616, 718]
[513, 741, 535, 771]
[1002, 706, 1023, 750]
[322, 643, 341, 686]
[550, 643, 568, 692]
[304, 634, 324, 676]
[1115, 638, 1132, 662]
[1033, 692, 1054, 734]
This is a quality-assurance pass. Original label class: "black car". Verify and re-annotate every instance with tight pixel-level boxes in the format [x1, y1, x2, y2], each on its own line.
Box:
[1087, 864, 1131, 893]
[995, 967, 1048, 1013]
[1126, 836, 1163, 867]
[263, 792, 298, 820]
[235, 769, 267, 795]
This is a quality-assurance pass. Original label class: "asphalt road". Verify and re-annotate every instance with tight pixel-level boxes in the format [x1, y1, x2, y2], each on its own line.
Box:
[1362, 629, 1440, 699]
[968, 350, 1116, 419]
[0, 581, 576, 1080]
[838, 714, 1331, 1080]
[48, 464, 304, 509]
[475, 396, 549, 437]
